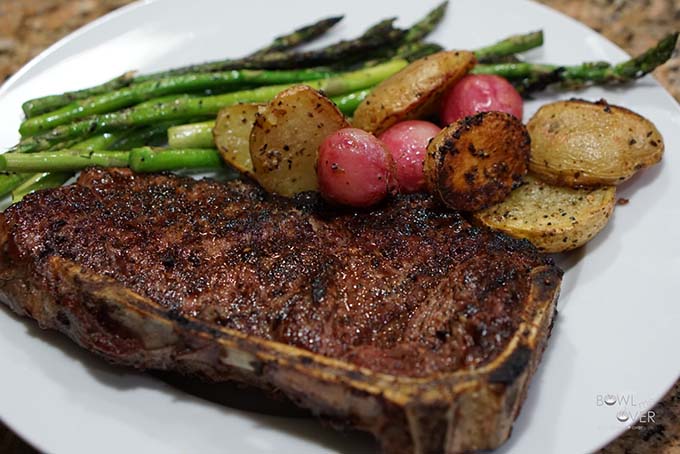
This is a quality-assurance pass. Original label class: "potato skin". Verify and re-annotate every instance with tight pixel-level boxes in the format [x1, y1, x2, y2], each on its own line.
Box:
[249, 85, 349, 197]
[473, 174, 616, 252]
[424, 111, 530, 211]
[527, 99, 664, 187]
[353, 50, 476, 135]
[213, 103, 264, 177]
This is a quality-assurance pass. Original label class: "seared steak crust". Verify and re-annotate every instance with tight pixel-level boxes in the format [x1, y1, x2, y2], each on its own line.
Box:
[0, 168, 558, 377]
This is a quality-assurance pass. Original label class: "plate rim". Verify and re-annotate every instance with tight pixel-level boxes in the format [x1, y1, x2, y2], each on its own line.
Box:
[0, 1, 679, 453]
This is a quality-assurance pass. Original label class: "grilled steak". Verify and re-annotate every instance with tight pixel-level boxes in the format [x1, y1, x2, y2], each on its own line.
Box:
[0, 168, 562, 453]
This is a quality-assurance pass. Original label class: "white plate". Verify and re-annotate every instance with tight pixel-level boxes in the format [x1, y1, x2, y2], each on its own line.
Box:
[1, 1, 679, 453]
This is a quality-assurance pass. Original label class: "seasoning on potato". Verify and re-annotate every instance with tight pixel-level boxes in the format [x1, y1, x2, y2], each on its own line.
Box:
[424, 111, 530, 211]
[527, 98, 664, 187]
[249, 85, 349, 197]
[352, 50, 476, 135]
[473, 174, 616, 252]
[214, 103, 264, 177]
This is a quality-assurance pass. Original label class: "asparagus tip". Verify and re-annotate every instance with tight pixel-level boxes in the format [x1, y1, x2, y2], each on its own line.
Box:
[615, 31, 679, 80]
[661, 31, 679, 57]
[533, 30, 544, 46]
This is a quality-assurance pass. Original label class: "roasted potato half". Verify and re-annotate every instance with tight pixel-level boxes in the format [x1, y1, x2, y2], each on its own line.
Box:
[424, 111, 530, 211]
[473, 174, 616, 252]
[213, 103, 264, 177]
[250, 85, 349, 197]
[352, 50, 476, 134]
[527, 99, 664, 187]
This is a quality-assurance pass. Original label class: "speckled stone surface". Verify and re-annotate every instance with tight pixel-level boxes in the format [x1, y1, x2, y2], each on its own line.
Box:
[0, 1, 678, 453]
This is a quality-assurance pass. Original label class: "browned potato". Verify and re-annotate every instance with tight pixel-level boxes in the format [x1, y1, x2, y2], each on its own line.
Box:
[249, 85, 349, 197]
[424, 111, 530, 211]
[473, 174, 616, 252]
[213, 103, 264, 177]
[352, 50, 476, 134]
[527, 99, 664, 187]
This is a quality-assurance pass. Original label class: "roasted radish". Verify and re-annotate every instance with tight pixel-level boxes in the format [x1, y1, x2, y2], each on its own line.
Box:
[379, 120, 441, 193]
[440, 74, 523, 124]
[317, 128, 394, 207]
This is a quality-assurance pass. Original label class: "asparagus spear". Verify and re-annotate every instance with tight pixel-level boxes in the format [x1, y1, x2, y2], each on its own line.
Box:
[248, 16, 343, 56]
[11, 131, 127, 198]
[1, 129, 124, 202]
[473, 31, 678, 92]
[22, 4, 449, 137]
[8, 126, 188, 201]
[21, 16, 348, 118]
[19, 27, 542, 139]
[129, 147, 222, 172]
[360, 29, 542, 70]
[11, 172, 72, 202]
[168, 121, 217, 149]
[134, 18, 403, 80]
[0, 148, 222, 173]
[16, 31, 677, 155]
[20, 68, 338, 136]
[72, 131, 123, 151]
[402, 1, 448, 44]
[406, 31, 544, 63]
[474, 31, 543, 62]
[0, 150, 130, 172]
[398, 42, 444, 61]
[167, 87, 373, 149]
[333, 88, 372, 115]
[110, 121, 184, 149]
[0, 173, 33, 199]
[22, 72, 135, 119]
[12, 60, 407, 153]
[351, 3, 447, 67]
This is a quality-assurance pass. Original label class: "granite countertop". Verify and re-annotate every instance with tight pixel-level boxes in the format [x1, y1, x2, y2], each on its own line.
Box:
[0, 1, 678, 453]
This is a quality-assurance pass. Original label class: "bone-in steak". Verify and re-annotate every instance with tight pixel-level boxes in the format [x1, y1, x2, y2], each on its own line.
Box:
[0, 167, 559, 378]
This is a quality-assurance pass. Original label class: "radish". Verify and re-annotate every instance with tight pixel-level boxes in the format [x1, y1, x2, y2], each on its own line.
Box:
[440, 74, 523, 124]
[317, 128, 395, 207]
[379, 120, 441, 193]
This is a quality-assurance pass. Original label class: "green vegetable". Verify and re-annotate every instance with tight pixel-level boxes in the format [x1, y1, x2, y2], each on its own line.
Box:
[129, 147, 222, 172]
[21, 72, 135, 118]
[168, 121, 216, 149]
[0, 174, 33, 199]
[0, 148, 222, 173]
[402, 1, 448, 44]
[134, 18, 402, 78]
[248, 16, 343, 56]
[473, 32, 679, 93]
[3, 132, 124, 203]
[20, 16, 344, 118]
[11, 172, 72, 202]
[19, 68, 337, 136]
[167, 88, 373, 148]
[474, 31, 543, 62]
[13, 60, 406, 153]
[0, 150, 130, 172]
